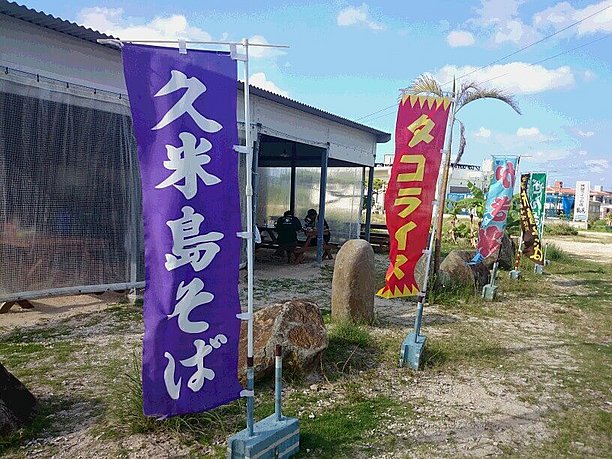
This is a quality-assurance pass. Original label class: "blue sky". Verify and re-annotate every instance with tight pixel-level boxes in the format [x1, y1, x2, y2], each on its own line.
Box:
[24, 0, 612, 189]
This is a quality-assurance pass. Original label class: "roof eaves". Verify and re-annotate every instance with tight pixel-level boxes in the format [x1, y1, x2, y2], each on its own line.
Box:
[241, 82, 391, 143]
[0, 1, 117, 48]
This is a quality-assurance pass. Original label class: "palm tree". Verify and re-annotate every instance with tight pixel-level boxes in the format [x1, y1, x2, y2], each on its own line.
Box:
[404, 74, 521, 274]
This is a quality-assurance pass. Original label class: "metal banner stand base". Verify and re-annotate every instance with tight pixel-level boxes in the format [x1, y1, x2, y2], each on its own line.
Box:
[228, 346, 299, 459]
[509, 269, 521, 280]
[401, 331, 427, 370]
[482, 284, 498, 300]
[482, 262, 499, 301]
[534, 264, 544, 275]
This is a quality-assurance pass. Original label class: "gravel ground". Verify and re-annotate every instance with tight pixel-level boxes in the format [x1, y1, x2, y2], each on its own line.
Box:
[0, 232, 610, 458]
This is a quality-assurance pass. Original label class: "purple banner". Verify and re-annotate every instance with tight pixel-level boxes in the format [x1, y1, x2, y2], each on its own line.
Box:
[123, 44, 242, 417]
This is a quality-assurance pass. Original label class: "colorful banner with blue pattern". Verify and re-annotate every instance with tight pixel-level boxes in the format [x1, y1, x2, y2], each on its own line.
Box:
[472, 156, 519, 263]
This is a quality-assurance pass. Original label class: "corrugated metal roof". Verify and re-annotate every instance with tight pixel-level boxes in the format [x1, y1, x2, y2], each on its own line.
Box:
[0, 0, 117, 46]
[0, 0, 391, 143]
[242, 83, 390, 142]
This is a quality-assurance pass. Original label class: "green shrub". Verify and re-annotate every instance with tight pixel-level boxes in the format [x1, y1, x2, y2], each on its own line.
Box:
[544, 223, 578, 236]
[588, 219, 611, 232]
[545, 243, 570, 262]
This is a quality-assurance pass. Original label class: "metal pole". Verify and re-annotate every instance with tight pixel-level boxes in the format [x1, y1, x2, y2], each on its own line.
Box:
[490, 261, 499, 287]
[242, 38, 255, 437]
[514, 229, 523, 271]
[274, 344, 282, 422]
[364, 166, 375, 242]
[127, 130, 140, 300]
[413, 141, 451, 339]
[432, 100, 456, 275]
[316, 144, 329, 264]
[290, 142, 297, 215]
[252, 126, 262, 228]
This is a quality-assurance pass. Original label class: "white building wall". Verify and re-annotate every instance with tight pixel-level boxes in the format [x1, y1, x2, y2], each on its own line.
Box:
[0, 15, 127, 94]
[1, 14, 379, 167]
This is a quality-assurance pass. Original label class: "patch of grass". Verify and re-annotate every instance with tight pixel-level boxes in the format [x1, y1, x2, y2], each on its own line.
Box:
[324, 322, 377, 380]
[544, 222, 578, 236]
[422, 324, 515, 370]
[428, 279, 480, 307]
[587, 219, 612, 232]
[0, 395, 97, 456]
[102, 355, 247, 452]
[294, 394, 414, 457]
[545, 243, 570, 262]
[328, 321, 372, 347]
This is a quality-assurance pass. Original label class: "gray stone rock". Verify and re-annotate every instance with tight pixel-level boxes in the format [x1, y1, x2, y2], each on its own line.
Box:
[331, 239, 375, 324]
[414, 253, 429, 292]
[484, 232, 516, 270]
[238, 300, 328, 382]
[0, 363, 37, 435]
[438, 250, 490, 290]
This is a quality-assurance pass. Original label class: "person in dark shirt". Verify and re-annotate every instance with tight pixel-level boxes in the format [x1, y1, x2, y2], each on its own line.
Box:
[274, 210, 303, 263]
[304, 208, 331, 246]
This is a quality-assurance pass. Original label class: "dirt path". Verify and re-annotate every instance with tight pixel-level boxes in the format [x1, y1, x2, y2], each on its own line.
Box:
[547, 231, 612, 264]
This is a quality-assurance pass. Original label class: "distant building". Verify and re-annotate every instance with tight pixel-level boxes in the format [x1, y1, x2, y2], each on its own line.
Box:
[546, 181, 611, 220]
[372, 155, 491, 214]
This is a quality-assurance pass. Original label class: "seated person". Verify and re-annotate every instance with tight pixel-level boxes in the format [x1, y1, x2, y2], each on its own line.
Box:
[298, 209, 332, 261]
[303, 208, 331, 246]
[274, 210, 303, 263]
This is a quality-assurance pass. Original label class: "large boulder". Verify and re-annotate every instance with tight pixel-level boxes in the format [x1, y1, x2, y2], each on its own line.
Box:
[438, 250, 490, 290]
[238, 300, 328, 382]
[331, 240, 375, 324]
[0, 363, 37, 435]
[484, 232, 516, 270]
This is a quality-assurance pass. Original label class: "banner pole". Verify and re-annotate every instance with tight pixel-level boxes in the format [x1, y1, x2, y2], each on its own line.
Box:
[416, 101, 454, 330]
[241, 38, 256, 437]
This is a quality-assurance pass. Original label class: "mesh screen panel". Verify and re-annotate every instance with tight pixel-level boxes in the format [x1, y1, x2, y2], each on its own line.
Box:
[255, 166, 362, 244]
[0, 73, 142, 299]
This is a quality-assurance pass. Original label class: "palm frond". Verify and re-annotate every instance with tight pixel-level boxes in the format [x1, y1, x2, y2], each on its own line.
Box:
[404, 74, 444, 97]
[453, 119, 466, 166]
[457, 84, 521, 114]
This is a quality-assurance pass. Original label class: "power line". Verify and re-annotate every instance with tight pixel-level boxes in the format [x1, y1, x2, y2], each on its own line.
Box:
[356, 2, 612, 122]
[357, 31, 611, 124]
[359, 32, 612, 125]
[437, 2, 612, 88]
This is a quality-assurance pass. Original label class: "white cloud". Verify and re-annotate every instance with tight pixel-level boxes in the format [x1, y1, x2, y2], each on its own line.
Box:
[578, 130, 595, 137]
[435, 62, 574, 94]
[473, 0, 523, 27]
[585, 159, 609, 173]
[474, 127, 492, 138]
[583, 70, 597, 81]
[494, 19, 525, 43]
[576, 1, 612, 35]
[516, 127, 541, 137]
[534, 1, 612, 36]
[468, 0, 540, 45]
[250, 73, 289, 97]
[78, 7, 212, 42]
[578, 150, 588, 156]
[529, 149, 571, 162]
[77, 8, 279, 60]
[447, 30, 476, 47]
[248, 35, 285, 59]
[337, 3, 385, 30]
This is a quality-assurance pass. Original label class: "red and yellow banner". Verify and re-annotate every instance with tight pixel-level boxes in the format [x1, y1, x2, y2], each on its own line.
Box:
[377, 95, 451, 298]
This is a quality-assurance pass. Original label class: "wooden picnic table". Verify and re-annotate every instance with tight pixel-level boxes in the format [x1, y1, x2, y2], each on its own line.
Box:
[0, 232, 109, 313]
